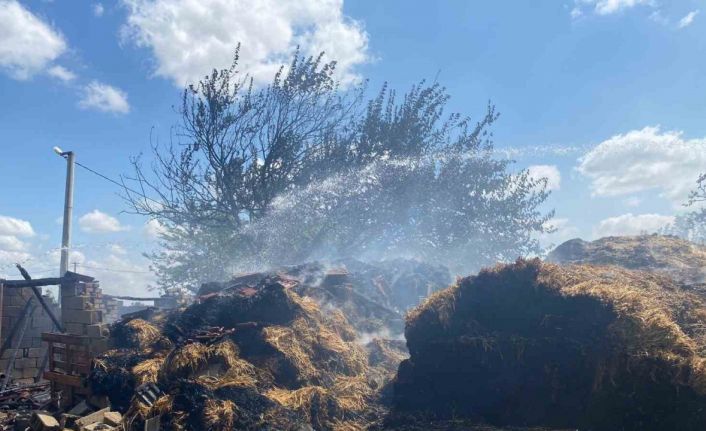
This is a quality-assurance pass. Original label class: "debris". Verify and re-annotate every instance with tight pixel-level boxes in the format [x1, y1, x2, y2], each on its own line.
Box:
[87, 272, 399, 430]
[135, 383, 162, 407]
[67, 400, 92, 417]
[102, 411, 121, 427]
[29, 411, 59, 431]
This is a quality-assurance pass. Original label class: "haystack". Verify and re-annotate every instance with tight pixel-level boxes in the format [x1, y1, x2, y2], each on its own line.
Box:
[548, 234, 706, 284]
[92, 273, 390, 431]
[393, 259, 706, 430]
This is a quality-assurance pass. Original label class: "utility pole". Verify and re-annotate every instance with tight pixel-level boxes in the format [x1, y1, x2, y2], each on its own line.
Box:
[54, 147, 75, 278]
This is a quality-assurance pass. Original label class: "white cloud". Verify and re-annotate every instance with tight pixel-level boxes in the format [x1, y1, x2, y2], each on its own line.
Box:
[83, 253, 155, 297]
[678, 10, 699, 28]
[0, 0, 67, 79]
[121, 0, 370, 87]
[47, 65, 76, 82]
[572, 0, 654, 17]
[49, 248, 86, 266]
[143, 219, 166, 240]
[0, 215, 35, 237]
[0, 215, 35, 276]
[79, 210, 130, 233]
[577, 126, 706, 204]
[93, 3, 105, 17]
[527, 164, 561, 191]
[108, 244, 127, 255]
[593, 213, 674, 238]
[79, 81, 130, 114]
[0, 235, 27, 252]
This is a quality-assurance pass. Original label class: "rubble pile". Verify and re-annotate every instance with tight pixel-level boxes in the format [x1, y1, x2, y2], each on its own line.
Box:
[391, 259, 706, 430]
[548, 234, 706, 284]
[89, 273, 403, 430]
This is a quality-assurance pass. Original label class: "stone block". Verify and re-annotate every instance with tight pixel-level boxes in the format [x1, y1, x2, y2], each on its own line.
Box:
[22, 367, 38, 378]
[74, 407, 109, 429]
[64, 322, 87, 335]
[64, 310, 102, 325]
[15, 357, 37, 368]
[88, 338, 109, 354]
[103, 411, 121, 427]
[63, 296, 91, 310]
[86, 324, 108, 338]
[30, 411, 60, 431]
[4, 305, 24, 316]
[27, 347, 43, 358]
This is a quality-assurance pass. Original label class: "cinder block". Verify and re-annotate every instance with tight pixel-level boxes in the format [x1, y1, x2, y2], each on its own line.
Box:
[10, 295, 28, 306]
[22, 367, 37, 378]
[64, 322, 86, 335]
[103, 411, 122, 427]
[86, 324, 108, 338]
[15, 357, 37, 368]
[27, 347, 43, 358]
[4, 305, 24, 316]
[88, 338, 109, 354]
[30, 410, 60, 430]
[64, 310, 102, 325]
[63, 296, 91, 310]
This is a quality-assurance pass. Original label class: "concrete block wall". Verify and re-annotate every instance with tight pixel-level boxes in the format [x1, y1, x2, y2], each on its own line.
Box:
[103, 297, 121, 324]
[0, 286, 60, 384]
[60, 278, 109, 345]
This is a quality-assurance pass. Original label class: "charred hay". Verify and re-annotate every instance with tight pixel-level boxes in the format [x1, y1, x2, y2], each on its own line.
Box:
[548, 234, 706, 285]
[92, 273, 397, 431]
[392, 258, 706, 431]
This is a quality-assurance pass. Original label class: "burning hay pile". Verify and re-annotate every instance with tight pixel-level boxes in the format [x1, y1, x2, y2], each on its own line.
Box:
[90, 272, 406, 430]
[392, 258, 706, 430]
[548, 234, 706, 285]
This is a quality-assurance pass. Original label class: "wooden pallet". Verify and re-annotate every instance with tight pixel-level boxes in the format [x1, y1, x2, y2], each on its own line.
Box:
[41, 332, 93, 408]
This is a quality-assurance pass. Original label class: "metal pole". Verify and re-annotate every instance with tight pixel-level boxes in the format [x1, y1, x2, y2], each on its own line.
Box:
[59, 151, 75, 278]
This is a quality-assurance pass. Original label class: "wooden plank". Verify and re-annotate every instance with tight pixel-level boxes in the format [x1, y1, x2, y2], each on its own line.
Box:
[41, 332, 90, 346]
[1, 278, 65, 288]
[64, 271, 95, 282]
[43, 371, 85, 387]
[53, 360, 91, 375]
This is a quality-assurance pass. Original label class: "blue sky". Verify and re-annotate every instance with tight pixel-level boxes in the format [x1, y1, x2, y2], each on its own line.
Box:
[1, 0, 705, 294]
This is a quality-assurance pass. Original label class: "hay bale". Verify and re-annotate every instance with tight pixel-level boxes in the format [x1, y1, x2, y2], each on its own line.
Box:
[132, 356, 165, 385]
[394, 258, 706, 430]
[111, 318, 171, 351]
[160, 340, 242, 382]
